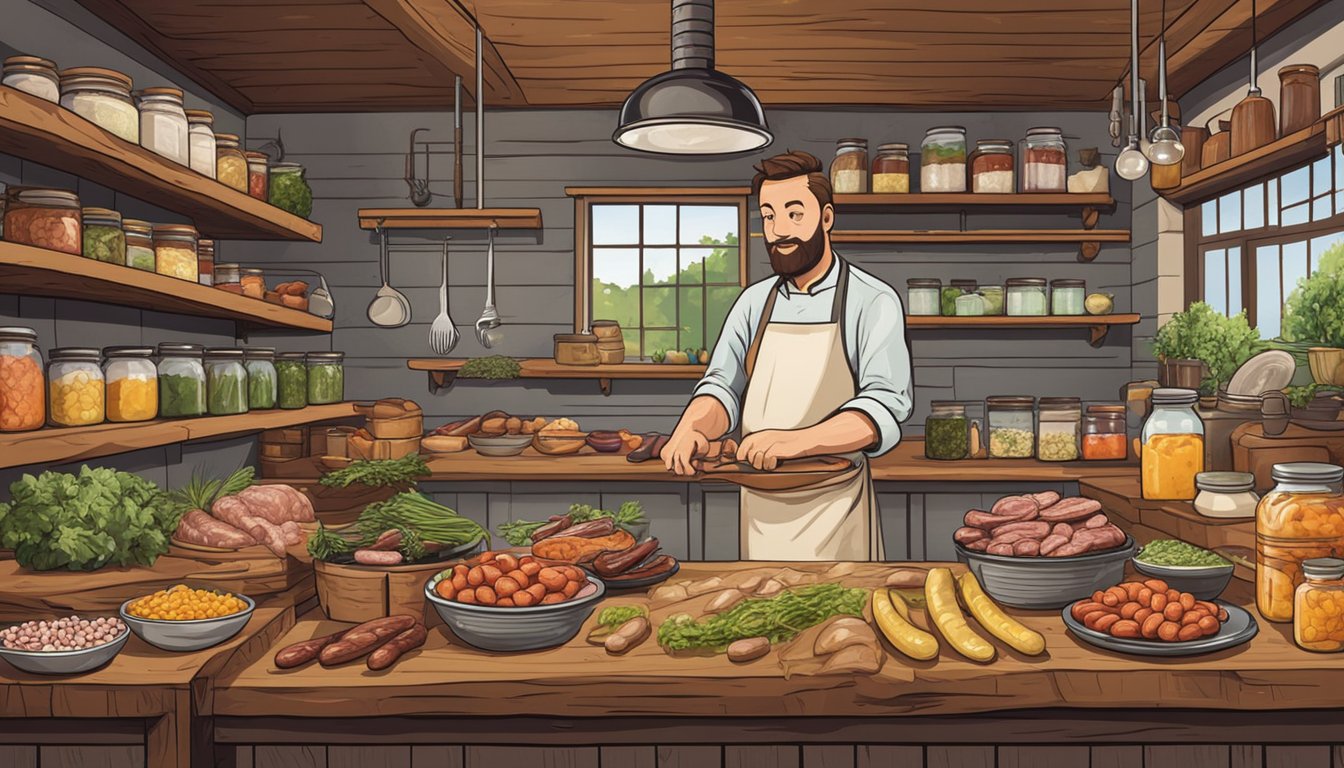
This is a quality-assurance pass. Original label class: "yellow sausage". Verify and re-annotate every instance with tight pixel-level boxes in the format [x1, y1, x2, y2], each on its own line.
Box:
[925, 567, 996, 663]
[957, 572, 1046, 656]
[872, 588, 939, 661]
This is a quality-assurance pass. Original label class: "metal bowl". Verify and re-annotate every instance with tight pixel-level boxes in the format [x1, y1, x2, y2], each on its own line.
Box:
[424, 572, 605, 652]
[955, 535, 1137, 609]
[119, 592, 256, 652]
[0, 623, 130, 675]
[468, 433, 534, 457]
[1131, 557, 1234, 600]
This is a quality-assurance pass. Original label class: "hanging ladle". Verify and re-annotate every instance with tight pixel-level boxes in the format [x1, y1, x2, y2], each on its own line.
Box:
[475, 223, 502, 348]
[367, 224, 411, 328]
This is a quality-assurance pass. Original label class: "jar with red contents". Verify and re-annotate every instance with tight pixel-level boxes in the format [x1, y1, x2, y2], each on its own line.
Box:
[1082, 404, 1128, 460]
[969, 139, 1014, 194]
[0, 326, 45, 432]
[244, 151, 269, 200]
[1022, 127, 1068, 192]
[3, 187, 82, 255]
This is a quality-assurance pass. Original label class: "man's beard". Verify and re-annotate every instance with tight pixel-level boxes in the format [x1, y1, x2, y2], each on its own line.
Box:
[766, 225, 826, 278]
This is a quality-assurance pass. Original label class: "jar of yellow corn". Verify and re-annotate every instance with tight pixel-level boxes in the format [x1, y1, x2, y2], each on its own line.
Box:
[1258, 463, 1344, 623]
[47, 347, 104, 426]
[1140, 388, 1204, 500]
[126, 584, 249, 620]
[1295, 557, 1344, 652]
[103, 346, 158, 422]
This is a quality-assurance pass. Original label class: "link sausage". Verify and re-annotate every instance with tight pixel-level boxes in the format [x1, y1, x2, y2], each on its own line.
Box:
[954, 527, 988, 544]
[1031, 491, 1061, 509]
[354, 549, 403, 565]
[963, 509, 1028, 530]
[989, 520, 1051, 540]
[366, 622, 427, 670]
[989, 495, 1040, 521]
[594, 538, 660, 577]
[1038, 497, 1103, 522]
[319, 615, 418, 667]
[604, 555, 676, 581]
[274, 629, 346, 669]
[1013, 539, 1041, 556]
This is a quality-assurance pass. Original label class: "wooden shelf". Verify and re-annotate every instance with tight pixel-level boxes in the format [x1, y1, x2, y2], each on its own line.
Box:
[0, 86, 321, 242]
[357, 208, 542, 230]
[0, 242, 332, 332]
[409, 315, 1140, 392]
[833, 193, 1115, 209]
[1161, 120, 1329, 206]
[823, 229, 1131, 244]
[0, 403, 356, 470]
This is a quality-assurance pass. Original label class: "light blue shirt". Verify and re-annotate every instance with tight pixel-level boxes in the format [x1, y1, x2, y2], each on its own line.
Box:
[691, 256, 914, 457]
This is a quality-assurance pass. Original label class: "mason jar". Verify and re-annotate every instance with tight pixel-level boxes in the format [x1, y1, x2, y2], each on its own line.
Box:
[306, 351, 345, 404]
[986, 396, 1035, 458]
[156, 342, 206, 418]
[1022, 127, 1067, 192]
[81, 207, 125, 265]
[1037, 396, 1081, 462]
[1141, 388, 1205, 500]
[830, 139, 868, 194]
[153, 224, 198, 281]
[906, 278, 941, 316]
[276, 352, 308, 409]
[185, 109, 217, 178]
[59, 67, 138, 143]
[920, 126, 967, 192]
[205, 348, 248, 416]
[0, 326, 45, 432]
[3, 55, 59, 102]
[871, 143, 910, 193]
[4, 187, 82, 255]
[1050, 278, 1087, 315]
[269, 162, 313, 218]
[47, 347, 104, 427]
[214, 133, 248, 192]
[137, 86, 189, 166]
[1258, 463, 1344, 623]
[244, 347, 277, 410]
[1006, 278, 1049, 316]
[123, 219, 156, 272]
[245, 151, 269, 201]
[102, 346, 158, 423]
[925, 401, 970, 461]
[1294, 557, 1344, 652]
[970, 139, 1014, 193]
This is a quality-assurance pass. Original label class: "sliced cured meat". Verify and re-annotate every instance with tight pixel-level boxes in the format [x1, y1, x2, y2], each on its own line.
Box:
[174, 509, 256, 549]
[990, 495, 1040, 521]
[989, 520, 1051, 540]
[1037, 497, 1103, 522]
[953, 527, 988, 544]
[964, 509, 1027, 530]
[1031, 491, 1061, 509]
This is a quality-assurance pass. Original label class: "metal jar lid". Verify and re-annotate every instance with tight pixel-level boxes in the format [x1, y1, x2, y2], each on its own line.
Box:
[0, 326, 38, 343]
[974, 139, 1013, 152]
[48, 347, 101, 362]
[875, 143, 908, 153]
[102, 346, 154, 358]
[1196, 471, 1255, 494]
[1006, 277, 1047, 287]
[58, 66, 133, 91]
[82, 207, 122, 226]
[157, 342, 204, 357]
[1152, 387, 1199, 405]
[1272, 462, 1344, 484]
[204, 347, 245, 359]
[11, 187, 80, 208]
[243, 347, 276, 360]
[907, 278, 941, 289]
[277, 351, 307, 361]
[950, 279, 978, 289]
[986, 395, 1035, 409]
[1087, 403, 1127, 414]
[1302, 557, 1344, 581]
[1051, 278, 1086, 288]
[138, 86, 183, 100]
[306, 352, 345, 362]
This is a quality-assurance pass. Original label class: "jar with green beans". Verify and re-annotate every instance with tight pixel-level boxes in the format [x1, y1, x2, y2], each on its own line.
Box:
[81, 207, 124, 264]
[306, 352, 344, 404]
[276, 352, 307, 409]
[156, 343, 206, 418]
[205, 348, 248, 416]
[925, 401, 970, 461]
[244, 347, 277, 410]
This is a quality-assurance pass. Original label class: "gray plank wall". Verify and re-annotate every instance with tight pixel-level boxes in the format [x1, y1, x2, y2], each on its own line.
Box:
[241, 109, 1142, 433]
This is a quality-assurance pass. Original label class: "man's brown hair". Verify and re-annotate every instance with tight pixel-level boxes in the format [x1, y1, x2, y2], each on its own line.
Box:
[751, 150, 833, 208]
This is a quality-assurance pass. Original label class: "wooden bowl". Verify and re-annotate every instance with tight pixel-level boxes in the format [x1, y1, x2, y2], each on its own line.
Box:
[532, 430, 588, 456]
[314, 558, 446, 625]
[1308, 347, 1344, 386]
[319, 455, 352, 471]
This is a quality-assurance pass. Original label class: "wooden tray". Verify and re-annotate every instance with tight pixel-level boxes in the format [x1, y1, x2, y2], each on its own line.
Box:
[692, 456, 855, 491]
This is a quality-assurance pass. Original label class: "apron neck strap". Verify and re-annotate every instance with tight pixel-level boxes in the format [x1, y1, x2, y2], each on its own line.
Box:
[745, 256, 848, 378]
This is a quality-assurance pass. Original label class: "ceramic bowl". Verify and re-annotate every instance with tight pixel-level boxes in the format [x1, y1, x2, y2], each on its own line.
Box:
[1130, 557, 1235, 600]
[955, 535, 1137, 609]
[424, 573, 605, 652]
[1308, 347, 1344, 386]
[532, 430, 588, 456]
[119, 593, 255, 652]
[585, 431, 626, 453]
[468, 432, 534, 457]
[0, 622, 130, 675]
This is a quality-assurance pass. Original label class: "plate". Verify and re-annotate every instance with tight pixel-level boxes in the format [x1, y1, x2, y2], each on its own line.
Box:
[1062, 600, 1258, 656]
[1226, 350, 1295, 396]
[587, 559, 680, 590]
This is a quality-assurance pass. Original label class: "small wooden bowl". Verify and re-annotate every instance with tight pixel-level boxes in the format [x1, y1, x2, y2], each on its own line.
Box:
[532, 430, 588, 456]
[319, 455, 352, 471]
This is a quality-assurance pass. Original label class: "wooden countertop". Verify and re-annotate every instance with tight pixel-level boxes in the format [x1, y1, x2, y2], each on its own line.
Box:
[213, 561, 1321, 720]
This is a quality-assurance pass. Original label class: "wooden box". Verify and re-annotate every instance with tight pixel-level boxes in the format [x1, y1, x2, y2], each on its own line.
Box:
[262, 427, 308, 445]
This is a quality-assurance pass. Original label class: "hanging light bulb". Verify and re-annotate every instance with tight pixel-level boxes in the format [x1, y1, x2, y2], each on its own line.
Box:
[1114, 0, 1150, 180]
[1145, 0, 1185, 166]
[1117, 137, 1151, 180]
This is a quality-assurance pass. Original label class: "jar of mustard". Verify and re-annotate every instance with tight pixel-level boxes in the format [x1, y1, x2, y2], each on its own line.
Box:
[1294, 557, 1344, 652]
[1140, 387, 1204, 500]
[102, 346, 158, 422]
[153, 224, 198, 281]
[1257, 462, 1344, 624]
[47, 347, 104, 427]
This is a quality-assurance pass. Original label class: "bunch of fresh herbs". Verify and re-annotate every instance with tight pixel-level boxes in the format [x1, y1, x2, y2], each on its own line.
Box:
[319, 454, 429, 488]
[496, 500, 646, 546]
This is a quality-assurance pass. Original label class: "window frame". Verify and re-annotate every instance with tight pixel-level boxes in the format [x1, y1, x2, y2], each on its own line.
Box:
[568, 187, 750, 356]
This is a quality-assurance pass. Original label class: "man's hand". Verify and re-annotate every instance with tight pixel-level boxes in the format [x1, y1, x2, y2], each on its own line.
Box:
[663, 427, 711, 476]
[735, 429, 810, 471]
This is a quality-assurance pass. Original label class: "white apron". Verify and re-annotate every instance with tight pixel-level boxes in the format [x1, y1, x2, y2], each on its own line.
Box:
[738, 259, 880, 561]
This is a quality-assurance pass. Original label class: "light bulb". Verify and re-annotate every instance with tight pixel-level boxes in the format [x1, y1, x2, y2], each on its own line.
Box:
[1115, 139, 1150, 181]
[1145, 125, 1186, 165]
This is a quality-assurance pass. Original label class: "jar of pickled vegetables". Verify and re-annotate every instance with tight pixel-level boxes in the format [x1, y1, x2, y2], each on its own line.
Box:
[306, 351, 344, 404]
[205, 348, 248, 416]
[1294, 557, 1344, 652]
[102, 346, 158, 422]
[1037, 396, 1081, 462]
[81, 207, 125, 264]
[276, 352, 308, 409]
[153, 224, 198, 281]
[941, 279, 977, 317]
[1141, 388, 1204, 500]
[987, 395, 1035, 458]
[925, 401, 969, 461]
[214, 134, 248, 192]
[1257, 462, 1344, 623]
[0, 326, 45, 432]
[244, 347, 277, 410]
[1082, 404, 1128, 461]
[4, 187, 82, 255]
[47, 347, 104, 427]
[244, 151, 269, 201]
[157, 342, 206, 418]
[123, 219, 155, 272]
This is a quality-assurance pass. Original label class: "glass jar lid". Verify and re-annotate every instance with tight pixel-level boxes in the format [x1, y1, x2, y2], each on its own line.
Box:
[49, 347, 101, 362]
[0, 326, 38, 343]
[1302, 557, 1344, 581]
[1271, 462, 1344, 484]
[102, 346, 154, 359]
[204, 347, 245, 359]
[157, 342, 204, 357]
[875, 143, 908, 153]
[986, 395, 1035, 409]
[244, 347, 276, 360]
[307, 351, 345, 362]
[1152, 387, 1198, 405]
[1051, 278, 1086, 288]
[907, 278, 941, 289]
[58, 66, 133, 91]
[184, 109, 213, 125]
[1006, 277, 1047, 287]
[82, 207, 122, 226]
[277, 352, 307, 361]
[11, 187, 80, 207]
[1195, 471, 1255, 494]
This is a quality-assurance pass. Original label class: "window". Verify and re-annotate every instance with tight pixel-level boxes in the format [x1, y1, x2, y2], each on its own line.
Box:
[572, 189, 748, 359]
[1190, 145, 1344, 339]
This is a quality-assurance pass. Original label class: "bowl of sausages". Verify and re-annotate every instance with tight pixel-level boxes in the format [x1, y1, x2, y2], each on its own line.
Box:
[424, 551, 606, 652]
[952, 491, 1137, 609]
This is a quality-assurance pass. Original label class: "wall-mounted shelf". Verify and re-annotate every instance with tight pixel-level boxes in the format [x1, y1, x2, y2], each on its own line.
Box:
[1160, 116, 1334, 206]
[754, 228, 1131, 261]
[0, 242, 332, 332]
[0, 404, 356, 470]
[409, 313, 1141, 393]
[357, 208, 543, 230]
[834, 192, 1114, 212]
[0, 86, 321, 242]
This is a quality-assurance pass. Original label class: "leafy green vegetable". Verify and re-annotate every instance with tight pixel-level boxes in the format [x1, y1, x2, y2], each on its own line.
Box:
[319, 454, 429, 488]
[0, 466, 180, 571]
[496, 500, 646, 546]
[1285, 383, 1344, 409]
[597, 605, 648, 629]
[307, 492, 488, 562]
[657, 583, 869, 651]
[458, 355, 521, 380]
[168, 466, 254, 514]
[307, 522, 356, 560]
[1284, 244, 1344, 347]
[1152, 302, 1266, 392]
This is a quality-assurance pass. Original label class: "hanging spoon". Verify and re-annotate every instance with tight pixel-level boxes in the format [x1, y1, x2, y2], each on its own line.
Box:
[367, 224, 411, 328]
[474, 223, 502, 347]
[430, 237, 460, 354]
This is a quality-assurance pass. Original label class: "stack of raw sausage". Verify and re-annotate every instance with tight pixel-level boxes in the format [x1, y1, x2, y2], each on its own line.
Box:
[953, 491, 1127, 557]
[1070, 580, 1228, 642]
[273, 614, 427, 671]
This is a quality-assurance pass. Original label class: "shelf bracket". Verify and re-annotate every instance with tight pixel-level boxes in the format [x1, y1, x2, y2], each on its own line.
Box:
[1081, 206, 1100, 230]
[1078, 241, 1101, 262]
[427, 370, 457, 394]
[1088, 324, 1110, 347]
[597, 378, 613, 396]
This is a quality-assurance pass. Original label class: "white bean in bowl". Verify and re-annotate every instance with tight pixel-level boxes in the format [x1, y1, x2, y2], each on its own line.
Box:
[2, 616, 126, 652]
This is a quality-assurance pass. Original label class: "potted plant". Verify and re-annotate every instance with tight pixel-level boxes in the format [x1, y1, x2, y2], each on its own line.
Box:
[1152, 303, 1266, 392]
[1282, 252, 1344, 386]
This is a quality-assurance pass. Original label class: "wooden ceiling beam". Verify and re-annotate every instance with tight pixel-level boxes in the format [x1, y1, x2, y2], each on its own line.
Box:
[361, 0, 527, 107]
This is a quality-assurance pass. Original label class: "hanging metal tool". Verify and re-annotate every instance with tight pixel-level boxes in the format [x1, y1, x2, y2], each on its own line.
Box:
[454, 75, 464, 209]
[405, 128, 432, 207]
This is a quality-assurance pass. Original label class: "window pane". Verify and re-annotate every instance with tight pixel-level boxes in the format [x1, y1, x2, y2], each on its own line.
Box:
[706, 286, 741, 349]
[1219, 190, 1241, 233]
[592, 205, 640, 245]
[681, 247, 716, 285]
[1314, 156, 1332, 197]
[1268, 178, 1279, 226]
[643, 248, 677, 286]
[1282, 166, 1310, 207]
[1283, 240, 1309, 298]
[643, 205, 677, 244]
[1227, 246, 1243, 316]
[642, 286, 676, 327]
[1243, 184, 1264, 230]
[1312, 232, 1344, 272]
[1336, 145, 1344, 191]
[680, 206, 738, 245]
[1283, 202, 1310, 227]
[704, 244, 740, 284]
[644, 329, 676, 359]
[678, 287, 705, 351]
[1257, 245, 1282, 339]
[1204, 248, 1227, 315]
[1201, 200, 1218, 237]
[1314, 195, 1334, 221]
[593, 247, 639, 288]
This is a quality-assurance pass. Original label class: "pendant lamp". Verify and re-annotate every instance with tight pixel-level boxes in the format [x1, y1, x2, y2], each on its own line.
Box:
[1229, 0, 1277, 156]
[1145, 0, 1185, 166]
[614, 0, 772, 155]
[1115, 0, 1150, 181]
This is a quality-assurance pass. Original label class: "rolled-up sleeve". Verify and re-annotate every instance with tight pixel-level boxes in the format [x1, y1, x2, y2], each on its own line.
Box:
[841, 290, 913, 458]
[691, 288, 757, 434]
